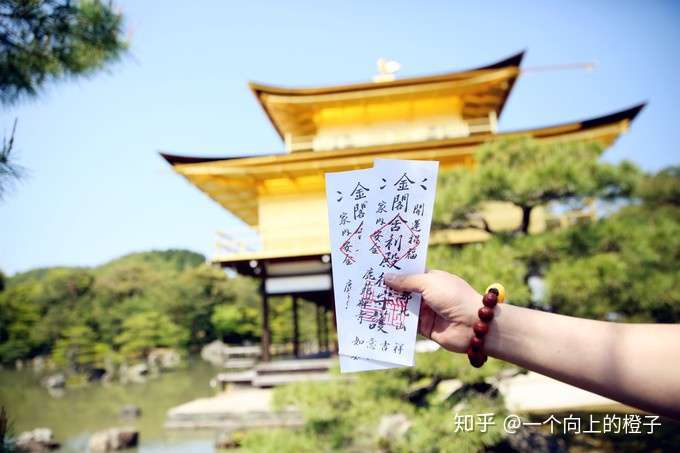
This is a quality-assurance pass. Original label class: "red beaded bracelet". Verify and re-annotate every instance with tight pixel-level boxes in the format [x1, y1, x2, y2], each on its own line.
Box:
[467, 283, 506, 368]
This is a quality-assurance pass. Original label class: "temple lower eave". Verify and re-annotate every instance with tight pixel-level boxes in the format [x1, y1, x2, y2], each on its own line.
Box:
[162, 103, 644, 267]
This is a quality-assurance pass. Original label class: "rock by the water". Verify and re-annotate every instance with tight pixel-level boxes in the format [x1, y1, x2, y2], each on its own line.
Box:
[119, 404, 141, 418]
[201, 340, 229, 367]
[377, 413, 411, 443]
[15, 428, 60, 452]
[120, 363, 149, 384]
[31, 356, 48, 372]
[147, 348, 181, 370]
[88, 428, 139, 452]
[42, 374, 65, 389]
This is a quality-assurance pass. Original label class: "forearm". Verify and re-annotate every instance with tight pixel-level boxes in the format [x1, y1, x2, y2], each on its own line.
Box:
[484, 303, 680, 420]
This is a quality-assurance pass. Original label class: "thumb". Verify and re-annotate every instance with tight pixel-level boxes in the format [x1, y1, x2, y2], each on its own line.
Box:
[384, 273, 429, 293]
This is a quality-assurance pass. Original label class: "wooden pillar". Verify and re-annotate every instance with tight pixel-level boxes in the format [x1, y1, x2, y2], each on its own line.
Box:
[315, 304, 322, 353]
[328, 286, 338, 353]
[322, 308, 329, 352]
[331, 303, 338, 353]
[292, 295, 300, 358]
[260, 278, 271, 362]
[319, 306, 326, 352]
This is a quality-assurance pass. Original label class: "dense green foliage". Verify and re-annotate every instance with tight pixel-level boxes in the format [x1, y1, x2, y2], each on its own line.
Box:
[431, 193, 680, 320]
[241, 350, 510, 452]
[0, 249, 327, 371]
[528, 202, 680, 321]
[51, 325, 109, 372]
[0, 0, 127, 104]
[431, 139, 679, 323]
[0, 250, 278, 370]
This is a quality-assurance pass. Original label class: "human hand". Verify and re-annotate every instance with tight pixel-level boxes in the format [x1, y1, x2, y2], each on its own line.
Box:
[384, 270, 482, 353]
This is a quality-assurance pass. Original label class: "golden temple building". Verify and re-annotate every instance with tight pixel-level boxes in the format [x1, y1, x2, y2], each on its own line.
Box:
[161, 51, 644, 360]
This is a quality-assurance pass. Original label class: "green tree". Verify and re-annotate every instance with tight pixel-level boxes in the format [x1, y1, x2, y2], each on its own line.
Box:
[20, 267, 95, 354]
[523, 167, 680, 322]
[169, 266, 260, 347]
[242, 350, 510, 452]
[0, 250, 215, 366]
[211, 304, 259, 343]
[0, 283, 40, 363]
[428, 136, 646, 307]
[0, 0, 127, 104]
[114, 311, 187, 360]
[51, 324, 113, 372]
[91, 250, 206, 331]
[434, 137, 640, 235]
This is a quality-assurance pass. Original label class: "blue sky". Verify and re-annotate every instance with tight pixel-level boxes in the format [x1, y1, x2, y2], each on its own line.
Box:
[2, 0, 679, 275]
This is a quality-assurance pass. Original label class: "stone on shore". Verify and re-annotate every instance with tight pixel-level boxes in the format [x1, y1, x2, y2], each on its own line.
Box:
[147, 347, 181, 370]
[119, 363, 149, 384]
[15, 428, 60, 452]
[201, 340, 228, 367]
[41, 374, 65, 389]
[30, 356, 48, 373]
[88, 427, 139, 452]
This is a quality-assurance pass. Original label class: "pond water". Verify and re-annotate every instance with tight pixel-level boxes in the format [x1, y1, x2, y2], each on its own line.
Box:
[0, 359, 221, 452]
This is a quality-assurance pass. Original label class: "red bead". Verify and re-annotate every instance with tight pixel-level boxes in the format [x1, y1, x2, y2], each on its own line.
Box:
[478, 306, 494, 322]
[473, 320, 489, 337]
[470, 335, 484, 351]
[482, 292, 498, 307]
[467, 347, 486, 368]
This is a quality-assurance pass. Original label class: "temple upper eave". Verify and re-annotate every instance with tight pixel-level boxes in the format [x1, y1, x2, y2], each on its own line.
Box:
[247, 51, 526, 140]
[248, 51, 526, 98]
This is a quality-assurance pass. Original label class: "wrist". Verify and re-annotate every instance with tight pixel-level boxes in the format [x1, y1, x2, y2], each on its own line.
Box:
[483, 303, 521, 360]
[462, 291, 483, 328]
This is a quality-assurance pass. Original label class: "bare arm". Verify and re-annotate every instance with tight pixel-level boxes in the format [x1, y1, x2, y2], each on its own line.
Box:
[385, 271, 680, 420]
[486, 303, 680, 420]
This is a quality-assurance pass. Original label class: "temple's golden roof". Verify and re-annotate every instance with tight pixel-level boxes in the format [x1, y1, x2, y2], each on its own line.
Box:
[161, 104, 645, 226]
[249, 52, 525, 141]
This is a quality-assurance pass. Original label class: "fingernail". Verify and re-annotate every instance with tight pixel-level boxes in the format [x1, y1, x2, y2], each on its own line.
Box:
[384, 273, 396, 283]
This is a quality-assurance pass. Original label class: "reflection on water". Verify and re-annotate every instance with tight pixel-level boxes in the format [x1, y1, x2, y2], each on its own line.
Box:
[0, 358, 220, 452]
